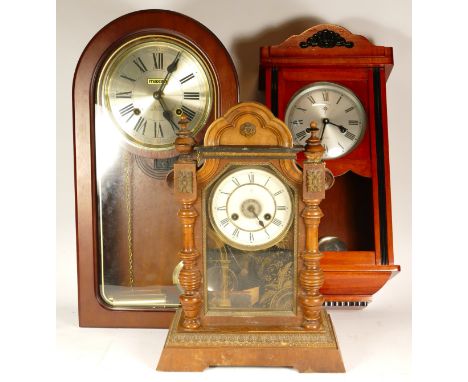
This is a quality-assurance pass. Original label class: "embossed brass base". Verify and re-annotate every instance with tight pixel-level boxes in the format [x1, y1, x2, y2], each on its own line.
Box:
[157, 309, 345, 372]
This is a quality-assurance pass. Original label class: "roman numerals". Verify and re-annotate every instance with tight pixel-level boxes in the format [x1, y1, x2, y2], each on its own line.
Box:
[348, 120, 359, 125]
[181, 105, 196, 121]
[119, 103, 134, 117]
[120, 74, 136, 82]
[292, 119, 303, 126]
[220, 218, 229, 228]
[345, 106, 355, 113]
[134, 117, 147, 134]
[183, 92, 200, 100]
[179, 73, 195, 84]
[154, 122, 164, 138]
[295, 130, 307, 141]
[133, 57, 148, 73]
[344, 131, 356, 140]
[232, 177, 241, 187]
[307, 95, 316, 104]
[116, 91, 132, 98]
[153, 52, 164, 70]
[232, 228, 240, 238]
[272, 218, 282, 226]
[248, 172, 255, 183]
[322, 91, 329, 102]
[274, 190, 284, 197]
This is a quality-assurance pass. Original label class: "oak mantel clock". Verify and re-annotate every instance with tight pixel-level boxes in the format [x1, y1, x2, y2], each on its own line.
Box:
[73, 10, 238, 328]
[259, 24, 400, 307]
[157, 102, 344, 372]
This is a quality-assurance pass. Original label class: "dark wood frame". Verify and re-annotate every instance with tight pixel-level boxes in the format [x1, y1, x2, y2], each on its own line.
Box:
[259, 24, 400, 306]
[73, 10, 238, 328]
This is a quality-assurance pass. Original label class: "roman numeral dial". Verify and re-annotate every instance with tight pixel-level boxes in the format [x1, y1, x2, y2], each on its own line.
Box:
[285, 82, 367, 159]
[210, 167, 293, 251]
[98, 36, 214, 152]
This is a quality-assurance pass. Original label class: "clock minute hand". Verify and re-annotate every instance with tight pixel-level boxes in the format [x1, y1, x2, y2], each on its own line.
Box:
[325, 119, 348, 134]
[320, 119, 328, 141]
[157, 51, 181, 94]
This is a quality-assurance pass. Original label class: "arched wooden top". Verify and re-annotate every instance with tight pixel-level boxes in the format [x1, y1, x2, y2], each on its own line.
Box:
[260, 23, 393, 72]
[203, 102, 293, 148]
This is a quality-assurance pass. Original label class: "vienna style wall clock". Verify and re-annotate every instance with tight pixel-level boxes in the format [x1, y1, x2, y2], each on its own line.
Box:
[259, 24, 400, 307]
[73, 10, 238, 327]
[157, 102, 344, 372]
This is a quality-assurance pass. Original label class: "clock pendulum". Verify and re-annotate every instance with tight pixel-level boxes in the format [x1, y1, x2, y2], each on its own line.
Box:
[73, 10, 238, 328]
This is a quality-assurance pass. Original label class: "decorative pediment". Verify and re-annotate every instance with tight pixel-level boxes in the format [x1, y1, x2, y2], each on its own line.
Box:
[203, 102, 293, 148]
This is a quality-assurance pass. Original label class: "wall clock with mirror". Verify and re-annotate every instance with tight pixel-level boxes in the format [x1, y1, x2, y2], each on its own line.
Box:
[73, 9, 238, 327]
[259, 24, 400, 307]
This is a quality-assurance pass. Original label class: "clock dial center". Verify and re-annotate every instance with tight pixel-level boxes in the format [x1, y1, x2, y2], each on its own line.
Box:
[241, 199, 262, 219]
[210, 167, 293, 251]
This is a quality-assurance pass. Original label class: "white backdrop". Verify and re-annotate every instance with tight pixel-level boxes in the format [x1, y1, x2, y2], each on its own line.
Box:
[56, 0, 411, 380]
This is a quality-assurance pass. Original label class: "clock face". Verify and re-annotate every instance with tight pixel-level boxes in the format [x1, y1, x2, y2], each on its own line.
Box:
[285, 82, 367, 159]
[209, 167, 293, 251]
[97, 36, 214, 153]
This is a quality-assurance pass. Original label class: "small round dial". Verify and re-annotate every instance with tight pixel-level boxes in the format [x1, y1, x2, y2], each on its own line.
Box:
[285, 82, 366, 159]
[210, 167, 293, 251]
[97, 35, 213, 154]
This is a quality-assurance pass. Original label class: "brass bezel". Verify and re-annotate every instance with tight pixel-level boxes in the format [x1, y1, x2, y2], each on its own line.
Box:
[96, 34, 215, 153]
[284, 81, 367, 160]
[207, 165, 295, 251]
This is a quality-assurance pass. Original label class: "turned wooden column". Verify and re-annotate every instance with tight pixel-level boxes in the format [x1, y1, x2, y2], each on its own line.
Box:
[174, 115, 202, 329]
[299, 121, 327, 330]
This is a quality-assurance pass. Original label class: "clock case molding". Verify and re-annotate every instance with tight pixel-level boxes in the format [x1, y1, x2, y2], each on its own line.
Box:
[73, 10, 239, 328]
[259, 24, 400, 306]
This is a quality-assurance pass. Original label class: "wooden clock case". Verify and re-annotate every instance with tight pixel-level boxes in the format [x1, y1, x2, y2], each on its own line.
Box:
[259, 24, 400, 306]
[157, 102, 344, 372]
[73, 10, 238, 328]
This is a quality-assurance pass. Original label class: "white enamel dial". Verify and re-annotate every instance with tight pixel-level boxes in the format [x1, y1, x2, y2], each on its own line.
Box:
[210, 167, 293, 251]
[285, 82, 366, 159]
[97, 36, 213, 152]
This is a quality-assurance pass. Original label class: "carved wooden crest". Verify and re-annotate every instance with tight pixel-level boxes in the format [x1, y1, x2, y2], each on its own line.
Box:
[203, 102, 293, 147]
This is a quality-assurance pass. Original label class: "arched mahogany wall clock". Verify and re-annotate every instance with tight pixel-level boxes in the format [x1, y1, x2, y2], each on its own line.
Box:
[259, 24, 400, 307]
[73, 9, 238, 327]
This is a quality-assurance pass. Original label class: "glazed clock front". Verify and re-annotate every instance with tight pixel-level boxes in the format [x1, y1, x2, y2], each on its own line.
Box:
[285, 82, 366, 159]
[204, 164, 297, 314]
[209, 167, 293, 251]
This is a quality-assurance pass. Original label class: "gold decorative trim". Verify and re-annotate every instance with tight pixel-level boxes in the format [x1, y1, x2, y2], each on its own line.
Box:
[200, 151, 297, 158]
[166, 309, 337, 348]
[306, 169, 324, 193]
[176, 170, 193, 193]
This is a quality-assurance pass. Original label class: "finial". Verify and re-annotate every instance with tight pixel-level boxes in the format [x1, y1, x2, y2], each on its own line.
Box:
[178, 113, 190, 132]
[175, 113, 196, 160]
[304, 120, 325, 163]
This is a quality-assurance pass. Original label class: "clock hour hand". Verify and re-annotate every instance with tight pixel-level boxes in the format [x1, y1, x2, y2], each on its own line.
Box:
[247, 205, 265, 228]
[157, 96, 179, 132]
[323, 118, 348, 134]
[157, 51, 181, 95]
